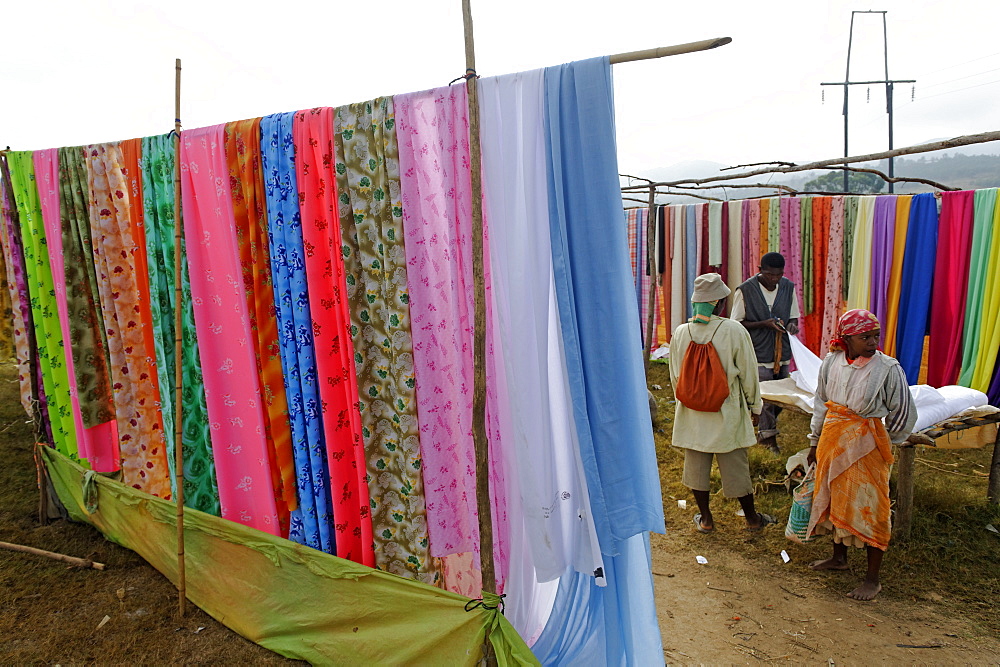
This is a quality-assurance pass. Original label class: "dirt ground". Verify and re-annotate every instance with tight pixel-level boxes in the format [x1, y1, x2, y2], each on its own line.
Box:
[650, 531, 1000, 664]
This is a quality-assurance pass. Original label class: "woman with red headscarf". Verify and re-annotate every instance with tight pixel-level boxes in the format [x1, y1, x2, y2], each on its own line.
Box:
[805, 309, 916, 601]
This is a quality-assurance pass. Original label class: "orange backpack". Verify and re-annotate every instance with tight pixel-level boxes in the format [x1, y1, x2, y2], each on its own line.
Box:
[675, 321, 730, 412]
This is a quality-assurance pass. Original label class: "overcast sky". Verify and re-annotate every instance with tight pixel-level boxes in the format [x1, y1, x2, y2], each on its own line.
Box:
[3, 0, 998, 177]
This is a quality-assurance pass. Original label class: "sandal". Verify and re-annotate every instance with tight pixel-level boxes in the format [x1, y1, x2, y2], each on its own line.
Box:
[693, 513, 714, 534]
[746, 512, 776, 532]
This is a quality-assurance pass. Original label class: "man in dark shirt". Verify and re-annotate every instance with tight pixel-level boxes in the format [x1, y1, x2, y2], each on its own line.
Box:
[731, 252, 799, 455]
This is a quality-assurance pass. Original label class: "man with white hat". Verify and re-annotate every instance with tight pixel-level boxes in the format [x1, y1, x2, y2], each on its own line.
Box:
[670, 273, 776, 533]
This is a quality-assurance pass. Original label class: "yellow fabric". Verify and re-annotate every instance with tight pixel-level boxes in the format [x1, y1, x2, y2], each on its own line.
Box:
[846, 196, 875, 310]
[40, 445, 538, 666]
[883, 195, 912, 357]
[972, 191, 1000, 390]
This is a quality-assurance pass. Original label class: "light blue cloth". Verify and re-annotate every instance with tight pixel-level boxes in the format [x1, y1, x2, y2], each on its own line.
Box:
[895, 193, 938, 383]
[538, 55, 663, 666]
[260, 113, 336, 554]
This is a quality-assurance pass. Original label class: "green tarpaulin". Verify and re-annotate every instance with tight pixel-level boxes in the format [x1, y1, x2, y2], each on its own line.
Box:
[40, 446, 538, 666]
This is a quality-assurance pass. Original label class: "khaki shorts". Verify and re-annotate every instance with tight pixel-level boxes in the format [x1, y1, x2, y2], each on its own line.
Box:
[682, 447, 753, 498]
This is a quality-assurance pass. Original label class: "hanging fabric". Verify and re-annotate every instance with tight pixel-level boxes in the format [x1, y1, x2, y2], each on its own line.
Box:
[329, 98, 434, 575]
[726, 200, 743, 293]
[957, 189, 998, 388]
[869, 195, 897, 332]
[297, 105, 379, 567]
[0, 170, 35, 415]
[895, 193, 939, 383]
[820, 197, 846, 353]
[6, 152, 78, 457]
[928, 191, 975, 386]
[670, 205, 686, 333]
[179, 124, 280, 533]
[883, 195, 912, 357]
[259, 111, 338, 551]
[972, 190, 1000, 391]
[841, 196, 859, 302]
[140, 134, 220, 514]
[846, 195, 875, 311]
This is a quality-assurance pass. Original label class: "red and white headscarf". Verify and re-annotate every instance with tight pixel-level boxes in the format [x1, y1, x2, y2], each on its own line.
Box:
[829, 308, 880, 352]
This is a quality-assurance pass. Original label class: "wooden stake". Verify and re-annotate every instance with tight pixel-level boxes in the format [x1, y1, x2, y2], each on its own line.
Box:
[172, 57, 187, 619]
[894, 444, 916, 540]
[461, 0, 496, 602]
[988, 425, 1000, 504]
[0, 541, 106, 570]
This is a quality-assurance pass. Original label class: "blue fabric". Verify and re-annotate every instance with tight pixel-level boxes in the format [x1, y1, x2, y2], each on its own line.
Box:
[532, 534, 661, 666]
[895, 193, 939, 383]
[260, 113, 335, 554]
[685, 205, 697, 320]
[539, 55, 663, 666]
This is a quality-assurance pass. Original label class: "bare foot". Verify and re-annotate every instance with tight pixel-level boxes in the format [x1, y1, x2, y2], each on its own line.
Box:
[809, 558, 850, 571]
[846, 581, 881, 601]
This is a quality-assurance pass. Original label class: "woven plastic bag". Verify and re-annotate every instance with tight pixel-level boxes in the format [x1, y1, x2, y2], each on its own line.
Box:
[785, 465, 816, 544]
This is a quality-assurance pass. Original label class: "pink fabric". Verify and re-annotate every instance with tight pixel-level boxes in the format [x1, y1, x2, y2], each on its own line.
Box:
[396, 85, 509, 580]
[928, 190, 975, 386]
[747, 199, 761, 277]
[292, 108, 374, 566]
[781, 198, 805, 331]
[34, 149, 119, 471]
[179, 125, 280, 534]
[821, 197, 846, 352]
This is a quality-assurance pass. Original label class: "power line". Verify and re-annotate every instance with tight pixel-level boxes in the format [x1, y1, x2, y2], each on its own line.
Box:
[919, 65, 1000, 91]
[920, 50, 1000, 77]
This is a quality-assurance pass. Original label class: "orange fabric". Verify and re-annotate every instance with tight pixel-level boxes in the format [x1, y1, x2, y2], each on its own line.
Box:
[224, 119, 297, 526]
[809, 402, 894, 551]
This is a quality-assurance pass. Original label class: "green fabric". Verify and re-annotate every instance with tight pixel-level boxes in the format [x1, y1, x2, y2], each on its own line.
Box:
[41, 445, 537, 665]
[842, 196, 859, 302]
[6, 152, 78, 457]
[139, 134, 220, 515]
[57, 147, 116, 429]
[767, 195, 780, 253]
[958, 188, 998, 386]
[800, 198, 813, 315]
[335, 99, 439, 584]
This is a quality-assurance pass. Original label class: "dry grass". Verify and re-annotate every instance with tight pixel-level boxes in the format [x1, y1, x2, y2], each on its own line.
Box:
[647, 361, 1000, 636]
[0, 361, 298, 663]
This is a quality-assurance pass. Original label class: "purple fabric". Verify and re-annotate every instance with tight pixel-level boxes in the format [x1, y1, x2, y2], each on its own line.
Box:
[869, 196, 897, 331]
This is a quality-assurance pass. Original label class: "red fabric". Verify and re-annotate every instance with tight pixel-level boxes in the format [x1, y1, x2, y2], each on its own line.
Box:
[293, 108, 375, 566]
[804, 198, 831, 353]
[700, 203, 710, 273]
[829, 308, 880, 352]
[927, 191, 976, 386]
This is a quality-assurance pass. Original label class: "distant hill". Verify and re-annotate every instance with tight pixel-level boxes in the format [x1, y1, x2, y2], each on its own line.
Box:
[626, 146, 1000, 205]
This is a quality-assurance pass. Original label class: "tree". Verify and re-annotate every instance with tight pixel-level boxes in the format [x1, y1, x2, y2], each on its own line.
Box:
[803, 171, 886, 194]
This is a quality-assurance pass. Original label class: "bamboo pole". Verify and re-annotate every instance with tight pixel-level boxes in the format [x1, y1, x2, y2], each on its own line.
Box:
[172, 58, 187, 618]
[461, 0, 496, 603]
[609, 37, 732, 64]
[0, 541, 106, 570]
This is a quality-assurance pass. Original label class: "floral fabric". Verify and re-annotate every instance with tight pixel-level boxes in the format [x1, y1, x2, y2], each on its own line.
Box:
[140, 134, 220, 514]
[179, 125, 280, 533]
[260, 112, 337, 551]
[332, 100, 435, 578]
[225, 118, 297, 534]
[0, 168, 34, 414]
[85, 143, 172, 497]
[294, 107, 377, 567]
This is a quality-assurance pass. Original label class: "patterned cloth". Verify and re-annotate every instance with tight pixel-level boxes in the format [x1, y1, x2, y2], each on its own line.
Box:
[295, 107, 375, 567]
[179, 124, 280, 533]
[84, 144, 172, 497]
[0, 167, 34, 414]
[335, 98, 437, 580]
[225, 118, 296, 534]
[830, 308, 880, 353]
[140, 134, 220, 514]
[260, 112, 336, 551]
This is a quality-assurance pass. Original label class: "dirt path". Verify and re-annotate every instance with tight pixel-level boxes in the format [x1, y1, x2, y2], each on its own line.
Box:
[651, 532, 1000, 664]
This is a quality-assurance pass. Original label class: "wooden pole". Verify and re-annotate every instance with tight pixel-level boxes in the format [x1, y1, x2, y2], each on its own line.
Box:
[461, 0, 496, 602]
[642, 185, 657, 376]
[894, 444, 916, 540]
[0, 541, 106, 570]
[988, 426, 1000, 504]
[609, 37, 732, 64]
[172, 57, 187, 618]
